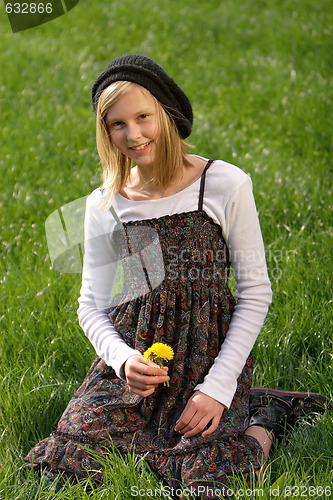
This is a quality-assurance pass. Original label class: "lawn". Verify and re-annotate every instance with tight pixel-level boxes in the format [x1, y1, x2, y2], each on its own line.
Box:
[0, 0, 332, 498]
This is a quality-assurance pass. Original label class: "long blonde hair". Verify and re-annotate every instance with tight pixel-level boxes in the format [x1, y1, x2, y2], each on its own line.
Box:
[96, 81, 191, 208]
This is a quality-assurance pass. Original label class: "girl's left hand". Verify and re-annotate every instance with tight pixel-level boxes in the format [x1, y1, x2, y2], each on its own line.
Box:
[174, 391, 225, 438]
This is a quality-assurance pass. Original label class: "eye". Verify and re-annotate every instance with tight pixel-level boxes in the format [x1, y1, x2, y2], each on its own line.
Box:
[107, 121, 124, 132]
[112, 121, 125, 128]
[138, 114, 148, 120]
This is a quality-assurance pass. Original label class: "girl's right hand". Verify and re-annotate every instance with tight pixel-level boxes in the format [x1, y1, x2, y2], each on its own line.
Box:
[124, 354, 169, 397]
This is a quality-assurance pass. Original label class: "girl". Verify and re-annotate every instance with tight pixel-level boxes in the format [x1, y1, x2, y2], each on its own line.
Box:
[25, 55, 330, 498]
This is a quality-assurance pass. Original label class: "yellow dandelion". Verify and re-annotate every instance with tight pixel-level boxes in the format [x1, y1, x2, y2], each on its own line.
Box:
[143, 342, 174, 386]
[143, 346, 154, 361]
[144, 342, 174, 361]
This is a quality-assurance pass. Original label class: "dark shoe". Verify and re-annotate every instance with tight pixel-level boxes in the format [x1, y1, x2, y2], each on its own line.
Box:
[248, 387, 332, 439]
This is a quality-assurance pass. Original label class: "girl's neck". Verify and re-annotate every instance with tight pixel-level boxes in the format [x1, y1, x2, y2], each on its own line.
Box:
[120, 155, 207, 201]
[134, 164, 157, 188]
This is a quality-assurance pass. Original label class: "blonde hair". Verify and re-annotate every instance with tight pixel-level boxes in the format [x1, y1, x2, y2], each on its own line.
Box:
[96, 81, 191, 208]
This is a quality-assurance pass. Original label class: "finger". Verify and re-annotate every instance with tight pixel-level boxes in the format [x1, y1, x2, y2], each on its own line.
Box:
[129, 362, 168, 380]
[145, 360, 168, 368]
[127, 373, 169, 389]
[127, 385, 155, 397]
[175, 413, 199, 434]
[128, 371, 171, 396]
[126, 359, 168, 379]
[183, 416, 212, 438]
[144, 363, 169, 377]
[201, 414, 220, 437]
[174, 406, 196, 433]
[175, 405, 206, 434]
[126, 370, 162, 394]
[125, 356, 167, 377]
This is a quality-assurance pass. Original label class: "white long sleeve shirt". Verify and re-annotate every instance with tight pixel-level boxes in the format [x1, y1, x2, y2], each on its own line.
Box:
[77, 157, 272, 408]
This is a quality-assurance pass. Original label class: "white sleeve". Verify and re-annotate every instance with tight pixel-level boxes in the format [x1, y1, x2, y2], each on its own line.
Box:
[77, 191, 141, 378]
[194, 176, 272, 408]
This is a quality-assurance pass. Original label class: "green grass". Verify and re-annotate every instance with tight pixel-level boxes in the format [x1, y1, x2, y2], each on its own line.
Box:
[1, 0, 332, 498]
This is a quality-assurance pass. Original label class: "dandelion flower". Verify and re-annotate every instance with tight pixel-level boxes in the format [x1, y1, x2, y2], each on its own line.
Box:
[144, 342, 174, 362]
[143, 342, 174, 386]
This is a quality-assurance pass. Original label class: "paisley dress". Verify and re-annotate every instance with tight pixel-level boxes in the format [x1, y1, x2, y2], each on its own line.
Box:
[24, 160, 264, 498]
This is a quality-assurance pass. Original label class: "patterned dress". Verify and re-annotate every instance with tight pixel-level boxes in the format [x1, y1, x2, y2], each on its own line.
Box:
[24, 160, 264, 498]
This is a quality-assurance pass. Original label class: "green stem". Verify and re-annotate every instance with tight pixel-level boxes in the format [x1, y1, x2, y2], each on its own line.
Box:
[157, 358, 169, 387]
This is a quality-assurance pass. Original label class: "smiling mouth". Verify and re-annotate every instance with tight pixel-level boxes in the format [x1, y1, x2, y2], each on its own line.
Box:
[130, 141, 152, 151]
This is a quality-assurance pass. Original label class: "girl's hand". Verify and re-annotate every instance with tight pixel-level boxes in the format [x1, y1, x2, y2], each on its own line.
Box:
[124, 354, 169, 397]
[174, 391, 225, 438]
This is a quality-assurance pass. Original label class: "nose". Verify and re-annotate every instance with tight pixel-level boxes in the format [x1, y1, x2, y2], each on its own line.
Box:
[126, 122, 141, 142]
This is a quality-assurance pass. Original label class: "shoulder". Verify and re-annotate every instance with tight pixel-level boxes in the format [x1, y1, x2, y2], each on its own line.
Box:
[86, 187, 114, 218]
[86, 187, 103, 210]
[209, 159, 251, 185]
[206, 159, 252, 199]
[85, 188, 118, 235]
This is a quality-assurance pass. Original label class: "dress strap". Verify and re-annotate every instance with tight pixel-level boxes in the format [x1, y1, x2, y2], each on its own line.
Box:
[109, 205, 122, 224]
[198, 159, 214, 210]
[100, 187, 122, 224]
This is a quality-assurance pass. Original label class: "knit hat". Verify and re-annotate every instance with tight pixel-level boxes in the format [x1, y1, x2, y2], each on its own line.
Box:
[91, 54, 193, 139]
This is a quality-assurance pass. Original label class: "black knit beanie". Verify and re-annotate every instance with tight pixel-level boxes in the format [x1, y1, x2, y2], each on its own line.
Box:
[91, 54, 193, 139]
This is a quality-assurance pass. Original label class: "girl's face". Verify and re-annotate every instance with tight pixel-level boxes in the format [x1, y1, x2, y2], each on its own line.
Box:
[105, 84, 159, 169]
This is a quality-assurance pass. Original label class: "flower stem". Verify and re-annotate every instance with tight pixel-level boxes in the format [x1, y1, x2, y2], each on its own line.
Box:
[157, 359, 169, 387]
